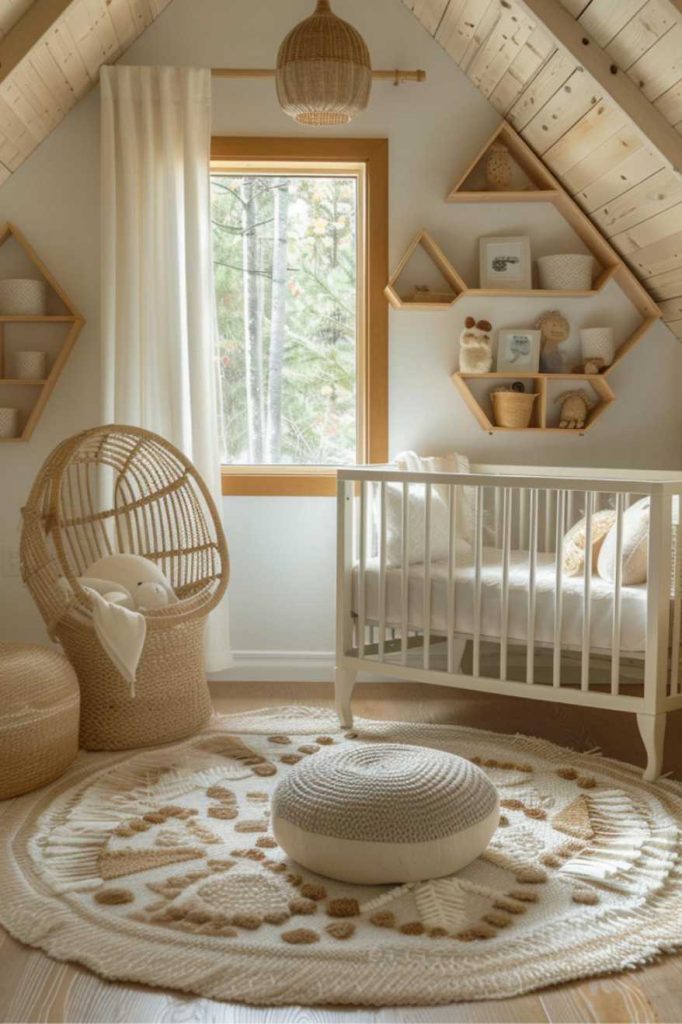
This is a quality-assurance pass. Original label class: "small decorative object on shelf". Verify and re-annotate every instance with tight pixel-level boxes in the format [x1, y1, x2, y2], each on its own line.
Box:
[572, 357, 606, 374]
[407, 285, 456, 304]
[0, 407, 19, 438]
[537, 310, 570, 373]
[556, 390, 592, 429]
[479, 235, 531, 290]
[459, 316, 493, 372]
[491, 387, 538, 429]
[537, 254, 593, 291]
[580, 326, 614, 367]
[0, 278, 47, 315]
[496, 328, 540, 372]
[14, 350, 47, 380]
[484, 142, 512, 190]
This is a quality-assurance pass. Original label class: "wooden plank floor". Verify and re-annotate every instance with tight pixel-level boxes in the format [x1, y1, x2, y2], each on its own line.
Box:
[2, 680, 682, 1024]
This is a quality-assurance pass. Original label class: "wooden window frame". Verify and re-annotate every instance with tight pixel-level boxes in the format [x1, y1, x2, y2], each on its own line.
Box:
[211, 137, 388, 497]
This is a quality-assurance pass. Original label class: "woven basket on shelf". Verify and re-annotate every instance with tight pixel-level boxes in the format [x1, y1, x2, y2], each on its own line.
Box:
[0, 642, 79, 799]
[491, 390, 538, 429]
[20, 425, 229, 751]
[537, 254, 594, 291]
[276, 0, 372, 126]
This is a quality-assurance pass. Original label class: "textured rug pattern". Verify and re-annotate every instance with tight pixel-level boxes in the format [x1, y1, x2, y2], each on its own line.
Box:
[1, 706, 682, 1006]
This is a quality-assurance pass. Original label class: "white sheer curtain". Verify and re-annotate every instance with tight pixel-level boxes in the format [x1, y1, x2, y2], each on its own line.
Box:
[100, 65, 231, 671]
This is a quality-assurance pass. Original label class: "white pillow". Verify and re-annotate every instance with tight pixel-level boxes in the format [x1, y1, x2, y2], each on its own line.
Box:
[598, 497, 649, 585]
[395, 450, 474, 544]
[382, 482, 471, 567]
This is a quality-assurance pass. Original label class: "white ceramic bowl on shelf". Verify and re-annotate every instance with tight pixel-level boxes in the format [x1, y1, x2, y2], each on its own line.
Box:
[0, 279, 47, 316]
[537, 254, 594, 291]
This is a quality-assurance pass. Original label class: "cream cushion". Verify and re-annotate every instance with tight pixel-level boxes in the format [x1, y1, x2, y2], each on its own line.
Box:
[562, 509, 616, 577]
[272, 744, 499, 885]
[598, 497, 650, 585]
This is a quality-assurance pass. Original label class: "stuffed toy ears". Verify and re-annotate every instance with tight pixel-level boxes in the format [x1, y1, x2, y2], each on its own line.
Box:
[477, 319, 492, 332]
[465, 317, 476, 329]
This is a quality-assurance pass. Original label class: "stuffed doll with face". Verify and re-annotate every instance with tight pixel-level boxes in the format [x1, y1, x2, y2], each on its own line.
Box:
[459, 316, 493, 373]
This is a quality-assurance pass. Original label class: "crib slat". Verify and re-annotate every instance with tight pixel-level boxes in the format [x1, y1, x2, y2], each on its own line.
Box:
[671, 504, 682, 696]
[611, 493, 624, 695]
[500, 487, 511, 681]
[357, 481, 367, 659]
[518, 488, 527, 549]
[401, 481, 409, 666]
[423, 483, 432, 670]
[494, 488, 502, 547]
[378, 482, 387, 662]
[581, 491, 594, 691]
[473, 486, 483, 678]
[526, 488, 538, 685]
[446, 483, 457, 674]
[553, 489, 565, 688]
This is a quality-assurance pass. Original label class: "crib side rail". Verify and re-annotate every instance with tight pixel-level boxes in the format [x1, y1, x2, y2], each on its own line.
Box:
[337, 468, 682, 713]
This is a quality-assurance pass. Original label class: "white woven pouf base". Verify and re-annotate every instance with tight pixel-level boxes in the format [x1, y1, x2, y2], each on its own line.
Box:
[1, 707, 682, 1007]
[272, 743, 499, 883]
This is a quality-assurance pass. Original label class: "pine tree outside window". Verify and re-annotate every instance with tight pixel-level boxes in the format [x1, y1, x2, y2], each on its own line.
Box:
[211, 138, 388, 497]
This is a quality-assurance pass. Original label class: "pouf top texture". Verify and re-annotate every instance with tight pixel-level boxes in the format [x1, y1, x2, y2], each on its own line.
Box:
[0, 642, 80, 799]
[272, 743, 499, 884]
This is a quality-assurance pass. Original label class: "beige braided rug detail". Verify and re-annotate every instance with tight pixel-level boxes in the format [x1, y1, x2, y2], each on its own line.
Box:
[1, 706, 681, 1006]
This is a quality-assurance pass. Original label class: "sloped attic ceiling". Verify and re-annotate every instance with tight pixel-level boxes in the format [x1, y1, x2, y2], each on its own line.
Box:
[0, 0, 681, 336]
[404, 0, 682, 335]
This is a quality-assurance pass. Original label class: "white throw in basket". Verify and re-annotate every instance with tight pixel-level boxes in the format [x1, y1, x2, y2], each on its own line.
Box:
[538, 254, 594, 291]
[0, 279, 47, 315]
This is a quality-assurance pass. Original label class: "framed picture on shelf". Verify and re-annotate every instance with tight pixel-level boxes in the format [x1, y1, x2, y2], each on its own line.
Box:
[479, 236, 531, 290]
[496, 328, 541, 373]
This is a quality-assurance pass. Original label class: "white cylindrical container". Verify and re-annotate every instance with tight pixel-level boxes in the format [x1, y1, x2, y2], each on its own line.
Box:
[0, 408, 20, 438]
[0, 279, 47, 315]
[580, 327, 614, 366]
[538, 254, 594, 291]
[14, 351, 47, 380]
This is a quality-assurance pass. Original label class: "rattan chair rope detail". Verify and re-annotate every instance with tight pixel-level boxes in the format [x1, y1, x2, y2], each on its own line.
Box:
[20, 425, 229, 751]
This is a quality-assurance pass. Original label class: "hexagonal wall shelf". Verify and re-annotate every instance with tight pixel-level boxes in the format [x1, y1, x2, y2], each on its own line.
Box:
[385, 124, 661, 433]
[0, 223, 85, 442]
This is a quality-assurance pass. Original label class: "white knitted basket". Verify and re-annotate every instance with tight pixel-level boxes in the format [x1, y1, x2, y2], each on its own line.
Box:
[538, 254, 593, 291]
[0, 278, 47, 315]
[580, 327, 614, 366]
[0, 407, 19, 438]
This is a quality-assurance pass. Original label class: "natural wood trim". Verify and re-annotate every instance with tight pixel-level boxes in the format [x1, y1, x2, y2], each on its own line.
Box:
[385, 229, 466, 309]
[212, 137, 388, 498]
[0, 0, 75, 86]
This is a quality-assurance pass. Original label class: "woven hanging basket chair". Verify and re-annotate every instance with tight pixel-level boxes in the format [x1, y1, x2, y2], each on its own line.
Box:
[276, 0, 372, 127]
[20, 425, 229, 751]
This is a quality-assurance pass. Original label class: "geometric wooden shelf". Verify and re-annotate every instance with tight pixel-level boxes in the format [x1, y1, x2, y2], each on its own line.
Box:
[384, 229, 467, 310]
[0, 223, 85, 442]
[383, 123, 662, 433]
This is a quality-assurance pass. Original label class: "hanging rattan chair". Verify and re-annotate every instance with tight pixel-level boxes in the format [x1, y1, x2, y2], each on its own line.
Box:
[20, 424, 229, 751]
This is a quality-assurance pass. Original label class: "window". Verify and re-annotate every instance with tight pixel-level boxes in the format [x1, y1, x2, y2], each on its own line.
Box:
[211, 138, 388, 496]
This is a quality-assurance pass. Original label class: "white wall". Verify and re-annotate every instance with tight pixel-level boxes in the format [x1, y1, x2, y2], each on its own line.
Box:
[2, 0, 681, 675]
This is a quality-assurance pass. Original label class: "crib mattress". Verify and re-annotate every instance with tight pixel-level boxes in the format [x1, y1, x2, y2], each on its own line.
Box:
[351, 547, 649, 654]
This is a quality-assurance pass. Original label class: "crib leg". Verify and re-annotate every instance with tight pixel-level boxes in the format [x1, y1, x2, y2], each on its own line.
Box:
[637, 712, 667, 782]
[335, 667, 358, 728]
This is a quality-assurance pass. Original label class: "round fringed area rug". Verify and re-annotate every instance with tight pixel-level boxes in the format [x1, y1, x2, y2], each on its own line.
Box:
[2, 707, 682, 1006]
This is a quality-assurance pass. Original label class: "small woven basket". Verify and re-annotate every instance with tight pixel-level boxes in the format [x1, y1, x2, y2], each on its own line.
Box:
[491, 390, 538, 428]
[0, 278, 47, 315]
[538, 254, 593, 291]
[0, 642, 79, 799]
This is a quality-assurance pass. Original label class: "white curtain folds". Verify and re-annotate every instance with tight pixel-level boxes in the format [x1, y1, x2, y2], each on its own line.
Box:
[101, 65, 231, 671]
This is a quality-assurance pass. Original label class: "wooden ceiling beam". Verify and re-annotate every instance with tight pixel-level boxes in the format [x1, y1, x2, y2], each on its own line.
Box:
[514, 0, 682, 174]
[0, 0, 75, 86]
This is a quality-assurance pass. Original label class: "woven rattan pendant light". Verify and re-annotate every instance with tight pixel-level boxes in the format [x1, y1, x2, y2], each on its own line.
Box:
[276, 0, 372, 127]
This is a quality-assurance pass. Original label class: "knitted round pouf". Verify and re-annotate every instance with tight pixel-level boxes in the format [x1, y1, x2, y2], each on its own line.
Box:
[272, 743, 499, 884]
[0, 642, 80, 799]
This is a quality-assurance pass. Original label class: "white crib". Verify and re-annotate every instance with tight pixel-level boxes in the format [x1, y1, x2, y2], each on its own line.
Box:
[335, 464, 682, 780]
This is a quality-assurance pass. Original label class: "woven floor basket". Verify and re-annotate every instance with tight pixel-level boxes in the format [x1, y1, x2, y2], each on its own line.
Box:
[20, 425, 229, 751]
[0, 642, 79, 799]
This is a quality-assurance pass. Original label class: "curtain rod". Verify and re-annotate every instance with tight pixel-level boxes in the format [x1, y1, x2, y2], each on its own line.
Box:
[211, 68, 426, 83]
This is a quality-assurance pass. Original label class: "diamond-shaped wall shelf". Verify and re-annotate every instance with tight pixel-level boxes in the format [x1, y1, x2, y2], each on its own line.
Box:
[0, 223, 85, 442]
[385, 124, 661, 432]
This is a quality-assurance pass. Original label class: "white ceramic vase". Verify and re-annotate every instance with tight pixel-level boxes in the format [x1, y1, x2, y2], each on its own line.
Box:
[0, 279, 47, 315]
[580, 327, 614, 366]
[14, 351, 47, 380]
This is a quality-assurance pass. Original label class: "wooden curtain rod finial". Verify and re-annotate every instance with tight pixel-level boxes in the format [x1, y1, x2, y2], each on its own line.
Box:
[210, 68, 426, 83]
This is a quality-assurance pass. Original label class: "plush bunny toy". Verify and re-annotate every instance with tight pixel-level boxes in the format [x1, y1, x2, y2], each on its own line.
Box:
[459, 317, 493, 373]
